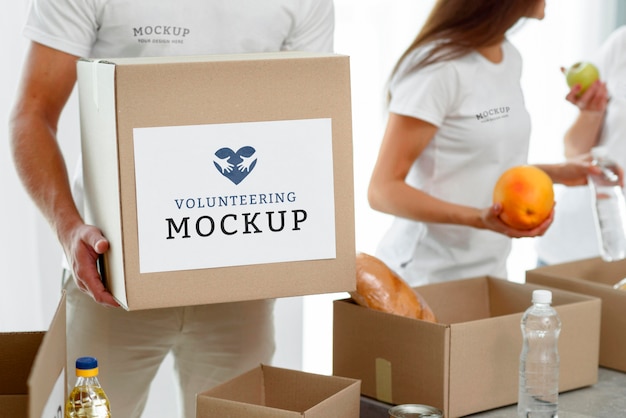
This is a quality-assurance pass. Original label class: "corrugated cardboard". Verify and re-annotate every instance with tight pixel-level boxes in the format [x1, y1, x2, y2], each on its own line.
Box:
[76, 52, 355, 310]
[527, 257, 626, 372]
[27, 293, 66, 418]
[0, 332, 43, 418]
[0, 294, 66, 418]
[333, 276, 601, 418]
[196, 364, 361, 417]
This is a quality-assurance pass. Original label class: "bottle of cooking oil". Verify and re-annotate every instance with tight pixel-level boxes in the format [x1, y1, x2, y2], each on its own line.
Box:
[65, 357, 111, 418]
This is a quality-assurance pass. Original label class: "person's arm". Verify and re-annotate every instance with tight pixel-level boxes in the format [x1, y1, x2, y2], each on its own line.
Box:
[368, 114, 479, 225]
[536, 155, 623, 188]
[532, 79, 612, 188]
[562, 79, 608, 158]
[9, 41, 118, 307]
[368, 113, 552, 238]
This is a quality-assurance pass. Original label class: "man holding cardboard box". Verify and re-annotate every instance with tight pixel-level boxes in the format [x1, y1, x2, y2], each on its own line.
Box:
[9, 1, 335, 417]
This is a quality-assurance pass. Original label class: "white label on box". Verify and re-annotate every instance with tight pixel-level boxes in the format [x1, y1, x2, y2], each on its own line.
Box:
[41, 369, 65, 418]
[133, 118, 336, 273]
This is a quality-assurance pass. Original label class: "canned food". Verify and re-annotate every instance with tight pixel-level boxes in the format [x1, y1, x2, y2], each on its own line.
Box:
[388, 404, 443, 418]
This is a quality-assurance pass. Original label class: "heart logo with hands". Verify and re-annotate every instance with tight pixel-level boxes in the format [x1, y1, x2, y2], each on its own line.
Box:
[213, 146, 257, 185]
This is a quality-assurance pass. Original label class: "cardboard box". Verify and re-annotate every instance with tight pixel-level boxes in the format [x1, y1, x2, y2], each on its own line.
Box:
[28, 293, 67, 418]
[333, 276, 601, 418]
[76, 52, 355, 310]
[0, 294, 67, 418]
[527, 257, 626, 372]
[0, 332, 43, 418]
[196, 364, 361, 417]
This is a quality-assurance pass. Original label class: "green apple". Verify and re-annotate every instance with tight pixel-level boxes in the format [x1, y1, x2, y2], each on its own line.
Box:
[565, 61, 600, 95]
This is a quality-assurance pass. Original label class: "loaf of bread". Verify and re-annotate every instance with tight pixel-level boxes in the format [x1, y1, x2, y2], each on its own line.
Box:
[350, 252, 437, 322]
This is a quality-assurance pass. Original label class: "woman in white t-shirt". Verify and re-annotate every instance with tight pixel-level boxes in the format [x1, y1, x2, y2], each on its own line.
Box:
[368, 0, 597, 286]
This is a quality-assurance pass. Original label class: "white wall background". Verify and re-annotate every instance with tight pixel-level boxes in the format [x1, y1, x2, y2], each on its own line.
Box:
[0, 1, 618, 416]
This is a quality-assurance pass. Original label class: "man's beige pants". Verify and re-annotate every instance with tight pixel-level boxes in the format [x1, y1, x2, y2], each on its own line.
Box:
[63, 275, 275, 418]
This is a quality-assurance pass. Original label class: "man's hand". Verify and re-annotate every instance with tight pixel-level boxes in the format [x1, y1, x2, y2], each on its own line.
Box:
[64, 224, 119, 307]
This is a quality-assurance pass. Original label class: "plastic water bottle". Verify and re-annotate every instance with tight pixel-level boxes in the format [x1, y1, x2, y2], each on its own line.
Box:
[518, 289, 561, 418]
[65, 357, 111, 418]
[588, 146, 626, 261]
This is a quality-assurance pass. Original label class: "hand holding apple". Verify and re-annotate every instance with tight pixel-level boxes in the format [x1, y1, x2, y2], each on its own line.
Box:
[564, 61, 600, 96]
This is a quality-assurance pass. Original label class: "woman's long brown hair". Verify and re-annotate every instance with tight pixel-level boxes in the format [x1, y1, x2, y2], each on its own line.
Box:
[389, 0, 541, 83]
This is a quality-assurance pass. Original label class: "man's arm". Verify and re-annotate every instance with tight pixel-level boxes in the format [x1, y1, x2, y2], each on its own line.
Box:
[9, 41, 118, 307]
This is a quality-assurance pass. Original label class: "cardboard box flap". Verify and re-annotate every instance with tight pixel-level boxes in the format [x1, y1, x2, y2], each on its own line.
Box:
[301, 377, 361, 418]
[76, 59, 127, 308]
[419, 276, 596, 322]
[28, 293, 67, 417]
[81, 51, 346, 67]
[204, 364, 355, 411]
[0, 332, 43, 395]
[197, 364, 360, 417]
[0, 395, 28, 418]
[530, 257, 626, 286]
[527, 258, 626, 310]
[531, 256, 626, 287]
[417, 277, 491, 323]
[262, 365, 358, 414]
[202, 365, 263, 404]
[196, 396, 298, 417]
[0, 331, 43, 418]
[418, 276, 541, 322]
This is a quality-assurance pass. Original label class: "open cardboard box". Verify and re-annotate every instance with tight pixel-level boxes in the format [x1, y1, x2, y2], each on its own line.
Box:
[527, 256, 626, 372]
[76, 51, 355, 310]
[196, 364, 361, 417]
[0, 332, 43, 417]
[333, 276, 601, 418]
[0, 294, 67, 418]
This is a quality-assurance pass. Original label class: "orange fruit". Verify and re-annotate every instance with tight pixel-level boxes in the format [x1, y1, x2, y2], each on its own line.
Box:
[493, 165, 554, 230]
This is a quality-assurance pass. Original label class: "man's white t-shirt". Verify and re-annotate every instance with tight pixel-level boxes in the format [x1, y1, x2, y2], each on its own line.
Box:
[24, 0, 334, 58]
[24, 0, 334, 274]
[23, 0, 334, 216]
[536, 25, 626, 265]
[376, 39, 531, 285]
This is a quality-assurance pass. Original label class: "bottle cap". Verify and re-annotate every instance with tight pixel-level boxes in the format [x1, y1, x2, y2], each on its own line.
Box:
[532, 289, 552, 304]
[75, 356, 99, 377]
[591, 146, 608, 159]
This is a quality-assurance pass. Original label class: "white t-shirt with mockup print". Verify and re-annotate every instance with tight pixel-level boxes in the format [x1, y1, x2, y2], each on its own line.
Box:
[24, 0, 334, 216]
[376, 39, 531, 285]
[24, 0, 334, 59]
